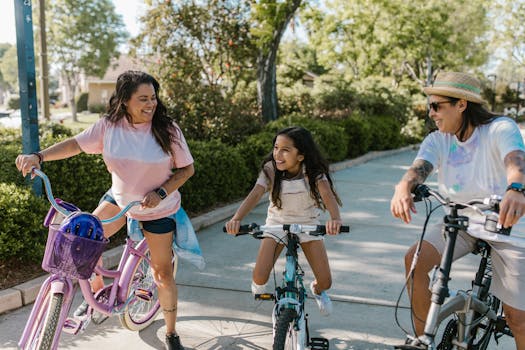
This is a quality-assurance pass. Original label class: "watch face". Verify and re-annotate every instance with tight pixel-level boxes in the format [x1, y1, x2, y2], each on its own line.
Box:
[510, 182, 525, 190]
[156, 188, 167, 199]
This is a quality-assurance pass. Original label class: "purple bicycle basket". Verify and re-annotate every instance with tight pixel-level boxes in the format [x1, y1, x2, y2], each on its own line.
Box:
[42, 224, 108, 280]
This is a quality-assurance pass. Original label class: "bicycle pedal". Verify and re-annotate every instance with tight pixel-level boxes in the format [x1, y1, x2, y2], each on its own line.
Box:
[62, 317, 83, 335]
[135, 288, 153, 302]
[255, 293, 275, 301]
[309, 337, 329, 350]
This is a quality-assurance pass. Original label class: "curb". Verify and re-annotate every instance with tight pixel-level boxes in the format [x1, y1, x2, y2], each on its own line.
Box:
[0, 145, 417, 315]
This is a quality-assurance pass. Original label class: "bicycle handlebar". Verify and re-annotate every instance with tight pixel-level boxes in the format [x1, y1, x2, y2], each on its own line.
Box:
[223, 223, 350, 237]
[32, 168, 141, 224]
[412, 184, 511, 235]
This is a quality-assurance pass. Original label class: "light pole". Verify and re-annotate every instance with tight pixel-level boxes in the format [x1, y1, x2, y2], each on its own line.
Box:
[488, 74, 497, 112]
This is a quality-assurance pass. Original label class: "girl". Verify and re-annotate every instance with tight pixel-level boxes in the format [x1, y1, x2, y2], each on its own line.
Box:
[16, 71, 194, 350]
[225, 126, 343, 316]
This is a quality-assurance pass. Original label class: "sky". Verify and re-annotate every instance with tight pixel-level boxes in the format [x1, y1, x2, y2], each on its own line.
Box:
[0, 0, 145, 45]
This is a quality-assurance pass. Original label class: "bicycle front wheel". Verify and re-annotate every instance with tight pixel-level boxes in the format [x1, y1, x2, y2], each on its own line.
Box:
[25, 292, 63, 350]
[119, 246, 177, 331]
[273, 308, 306, 350]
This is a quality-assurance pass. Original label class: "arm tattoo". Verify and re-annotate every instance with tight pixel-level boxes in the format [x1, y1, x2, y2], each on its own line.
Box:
[504, 150, 525, 174]
[401, 159, 433, 189]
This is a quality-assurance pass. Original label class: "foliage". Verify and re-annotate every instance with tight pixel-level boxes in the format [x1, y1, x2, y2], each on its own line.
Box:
[339, 113, 372, 158]
[265, 114, 349, 162]
[0, 44, 18, 92]
[181, 139, 251, 213]
[367, 115, 404, 151]
[303, 0, 490, 86]
[76, 92, 89, 112]
[0, 183, 49, 262]
[132, 0, 259, 142]
[88, 103, 106, 113]
[47, 0, 127, 120]
[7, 96, 20, 110]
[251, 0, 304, 121]
[235, 131, 275, 184]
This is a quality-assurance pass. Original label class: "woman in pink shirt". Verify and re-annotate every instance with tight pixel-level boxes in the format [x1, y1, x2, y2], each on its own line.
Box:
[16, 71, 193, 350]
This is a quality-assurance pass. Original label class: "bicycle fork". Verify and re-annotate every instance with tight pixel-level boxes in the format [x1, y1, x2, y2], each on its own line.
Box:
[418, 213, 469, 349]
[19, 276, 76, 350]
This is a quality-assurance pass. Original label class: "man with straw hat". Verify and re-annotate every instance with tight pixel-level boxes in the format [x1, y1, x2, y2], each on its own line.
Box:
[391, 71, 525, 349]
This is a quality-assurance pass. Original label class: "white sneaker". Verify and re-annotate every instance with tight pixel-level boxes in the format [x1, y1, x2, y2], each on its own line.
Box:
[310, 281, 332, 316]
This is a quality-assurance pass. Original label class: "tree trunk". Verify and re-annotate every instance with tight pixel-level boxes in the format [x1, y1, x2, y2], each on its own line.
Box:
[257, 49, 279, 122]
[256, 0, 302, 122]
[67, 81, 77, 122]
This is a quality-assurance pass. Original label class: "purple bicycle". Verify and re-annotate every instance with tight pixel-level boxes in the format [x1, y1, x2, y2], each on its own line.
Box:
[18, 169, 177, 350]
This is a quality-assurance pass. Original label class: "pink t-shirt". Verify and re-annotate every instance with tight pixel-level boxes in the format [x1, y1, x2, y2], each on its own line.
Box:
[75, 117, 194, 220]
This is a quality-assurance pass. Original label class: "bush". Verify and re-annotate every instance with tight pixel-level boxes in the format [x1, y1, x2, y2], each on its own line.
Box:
[236, 131, 275, 185]
[180, 139, 251, 214]
[340, 114, 372, 158]
[266, 114, 349, 162]
[88, 103, 106, 113]
[0, 183, 49, 262]
[76, 92, 89, 112]
[7, 96, 20, 110]
[367, 115, 403, 151]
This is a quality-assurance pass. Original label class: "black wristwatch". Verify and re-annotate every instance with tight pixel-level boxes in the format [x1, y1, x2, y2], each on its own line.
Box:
[506, 182, 525, 194]
[155, 187, 168, 200]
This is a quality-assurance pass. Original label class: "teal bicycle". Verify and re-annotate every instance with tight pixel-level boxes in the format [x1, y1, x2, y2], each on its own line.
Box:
[228, 223, 349, 350]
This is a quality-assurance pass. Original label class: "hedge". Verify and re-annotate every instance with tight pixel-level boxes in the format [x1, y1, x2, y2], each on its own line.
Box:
[0, 112, 408, 263]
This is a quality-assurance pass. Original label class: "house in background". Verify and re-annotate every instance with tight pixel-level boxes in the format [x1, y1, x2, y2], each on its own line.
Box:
[82, 55, 146, 108]
[302, 71, 318, 88]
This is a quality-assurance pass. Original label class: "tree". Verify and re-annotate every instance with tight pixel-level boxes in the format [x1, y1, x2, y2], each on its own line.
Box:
[251, 0, 303, 121]
[0, 44, 19, 92]
[303, 0, 490, 87]
[132, 0, 261, 141]
[47, 0, 127, 121]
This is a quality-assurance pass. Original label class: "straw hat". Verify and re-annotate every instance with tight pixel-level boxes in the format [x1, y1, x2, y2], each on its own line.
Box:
[423, 71, 487, 105]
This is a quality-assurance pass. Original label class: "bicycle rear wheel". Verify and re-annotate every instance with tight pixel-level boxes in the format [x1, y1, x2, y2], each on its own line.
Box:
[273, 308, 306, 350]
[24, 292, 63, 350]
[119, 247, 177, 331]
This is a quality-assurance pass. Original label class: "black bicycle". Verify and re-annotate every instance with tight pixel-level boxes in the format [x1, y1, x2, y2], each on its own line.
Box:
[396, 184, 515, 350]
[226, 223, 349, 350]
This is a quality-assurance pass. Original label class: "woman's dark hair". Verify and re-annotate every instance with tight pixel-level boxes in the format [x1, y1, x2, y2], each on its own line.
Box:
[446, 97, 498, 141]
[262, 126, 342, 209]
[105, 70, 179, 155]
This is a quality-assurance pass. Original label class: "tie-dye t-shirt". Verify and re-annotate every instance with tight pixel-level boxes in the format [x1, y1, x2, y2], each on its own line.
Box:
[416, 116, 525, 243]
[75, 117, 194, 221]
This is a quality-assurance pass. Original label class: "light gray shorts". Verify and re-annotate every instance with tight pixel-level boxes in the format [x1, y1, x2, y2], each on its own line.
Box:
[424, 223, 525, 310]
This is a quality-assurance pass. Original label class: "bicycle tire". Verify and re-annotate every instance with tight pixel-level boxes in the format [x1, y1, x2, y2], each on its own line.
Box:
[119, 247, 177, 331]
[25, 292, 63, 350]
[437, 296, 500, 350]
[273, 308, 304, 350]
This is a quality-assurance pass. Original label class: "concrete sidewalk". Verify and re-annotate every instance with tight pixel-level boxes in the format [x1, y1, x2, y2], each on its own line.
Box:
[0, 148, 515, 349]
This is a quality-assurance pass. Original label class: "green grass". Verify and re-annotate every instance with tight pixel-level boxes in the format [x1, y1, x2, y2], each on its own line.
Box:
[46, 109, 101, 131]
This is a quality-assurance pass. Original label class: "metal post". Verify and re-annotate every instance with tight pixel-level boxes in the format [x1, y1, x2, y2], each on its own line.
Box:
[38, 0, 50, 120]
[14, 0, 42, 195]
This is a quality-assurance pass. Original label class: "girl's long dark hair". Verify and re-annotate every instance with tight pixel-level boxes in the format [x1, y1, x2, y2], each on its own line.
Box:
[105, 70, 179, 155]
[263, 126, 342, 209]
[446, 97, 498, 141]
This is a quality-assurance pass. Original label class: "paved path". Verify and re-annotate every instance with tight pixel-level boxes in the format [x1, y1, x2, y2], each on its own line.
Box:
[0, 149, 515, 349]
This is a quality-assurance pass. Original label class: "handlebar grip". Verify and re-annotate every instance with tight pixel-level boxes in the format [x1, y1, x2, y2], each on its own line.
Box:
[223, 223, 259, 234]
[340, 225, 350, 233]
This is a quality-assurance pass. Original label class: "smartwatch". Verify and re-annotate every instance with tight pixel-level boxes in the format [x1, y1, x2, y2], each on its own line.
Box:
[506, 182, 525, 194]
[155, 187, 168, 200]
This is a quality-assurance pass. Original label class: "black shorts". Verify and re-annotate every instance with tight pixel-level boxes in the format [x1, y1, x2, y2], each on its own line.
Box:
[100, 191, 176, 234]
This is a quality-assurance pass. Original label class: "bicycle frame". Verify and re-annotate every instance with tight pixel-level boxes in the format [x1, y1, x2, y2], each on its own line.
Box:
[272, 231, 308, 349]
[18, 169, 157, 350]
[401, 185, 512, 350]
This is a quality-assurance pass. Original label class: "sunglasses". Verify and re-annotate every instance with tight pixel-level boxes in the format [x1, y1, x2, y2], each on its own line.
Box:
[428, 101, 452, 112]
